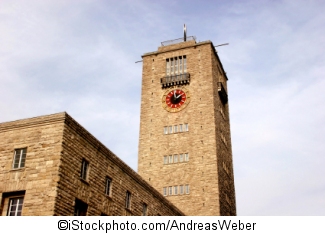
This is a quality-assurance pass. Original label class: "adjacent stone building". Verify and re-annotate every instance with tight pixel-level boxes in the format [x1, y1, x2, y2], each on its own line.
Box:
[0, 112, 184, 216]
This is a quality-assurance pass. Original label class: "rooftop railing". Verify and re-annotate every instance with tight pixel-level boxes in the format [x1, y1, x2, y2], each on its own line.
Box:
[161, 36, 196, 46]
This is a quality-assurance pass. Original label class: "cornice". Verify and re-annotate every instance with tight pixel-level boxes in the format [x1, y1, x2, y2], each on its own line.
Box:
[0, 112, 66, 132]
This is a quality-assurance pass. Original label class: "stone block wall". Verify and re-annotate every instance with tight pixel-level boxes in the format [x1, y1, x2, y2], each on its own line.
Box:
[0, 113, 64, 215]
[55, 113, 184, 216]
[211, 46, 237, 216]
[138, 40, 236, 215]
[0, 113, 184, 216]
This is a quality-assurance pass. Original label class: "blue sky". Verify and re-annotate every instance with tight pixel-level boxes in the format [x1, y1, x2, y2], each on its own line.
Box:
[1, 0, 324, 215]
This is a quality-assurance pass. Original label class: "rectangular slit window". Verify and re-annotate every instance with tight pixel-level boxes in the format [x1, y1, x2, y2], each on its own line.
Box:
[166, 59, 170, 75]
[185, 184, 190, 194]
[174, 186, 178, 195]
[163, 187, 167, 196]
[125, 191, 131, 209]
[164, 156, 168, 164]
[174, 154, 178, 163]
[185, 153, 189, 162]
[80, 159, 89, 181]
[105, 177, 112, 196]
[142, 203, 148, 216]
[169, 155, 173, 164]
[180, 185, 184, 195]
[179, 154, 183, 162]
[179, 57, 183, 73]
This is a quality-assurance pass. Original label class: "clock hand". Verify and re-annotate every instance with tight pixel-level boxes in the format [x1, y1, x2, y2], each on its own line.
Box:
[176, 93, 182, 99]
[174, 90, 176, 98]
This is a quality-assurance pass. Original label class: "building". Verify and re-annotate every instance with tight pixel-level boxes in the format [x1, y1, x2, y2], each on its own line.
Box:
[138, 37, 236, 215]
[0, 112, 184, 216]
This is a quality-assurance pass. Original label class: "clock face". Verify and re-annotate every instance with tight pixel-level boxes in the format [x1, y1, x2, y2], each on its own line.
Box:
[162, 87, 190, 112]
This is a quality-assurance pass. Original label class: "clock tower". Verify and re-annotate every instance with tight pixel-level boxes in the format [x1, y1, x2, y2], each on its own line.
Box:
[138, 36, 236, 216]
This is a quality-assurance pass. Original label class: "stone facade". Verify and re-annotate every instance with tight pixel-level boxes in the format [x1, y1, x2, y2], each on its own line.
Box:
[138, 40, 236, 215]
[0, 112, 184, 216]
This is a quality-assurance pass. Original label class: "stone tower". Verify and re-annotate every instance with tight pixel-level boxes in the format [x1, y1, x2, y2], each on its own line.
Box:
[138, 36, 236, 216]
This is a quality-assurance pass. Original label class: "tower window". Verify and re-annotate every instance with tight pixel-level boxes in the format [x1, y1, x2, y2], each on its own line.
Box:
[179, 57, 183, 73]
[185, 184, 190, 194]
[174, 154, 178, 163]
[179, 154, 183, 162]
[163, 123, 188, 134]
[183, 56, 187, 73]
[166, 59, 170, 75]
[185, 153, 189, 162]
[166, 56, 187, 76]
[163, 185, 189, 196]
[164, 156, 168, 164]
[12, 148, 27, 169]
[162, 56, 189, 88]
[180, 185, 184, 195]
[174, 186, 178, 195]
[163, 153, 188, 164]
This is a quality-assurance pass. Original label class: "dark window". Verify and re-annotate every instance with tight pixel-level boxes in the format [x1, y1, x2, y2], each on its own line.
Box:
[105, 177, 112, 196]
[7, 197, 24, 216]
[80, 159, 89, 180]
[13, 148, 27, 169]
[142, 203, 148, 216]
[74, 199, 88, 216]
[125, 191, 131, 209]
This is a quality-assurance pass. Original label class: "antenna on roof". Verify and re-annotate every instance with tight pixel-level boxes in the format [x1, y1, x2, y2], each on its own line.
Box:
[184, 24, 187, 42]
[215, 43, 229, 47]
